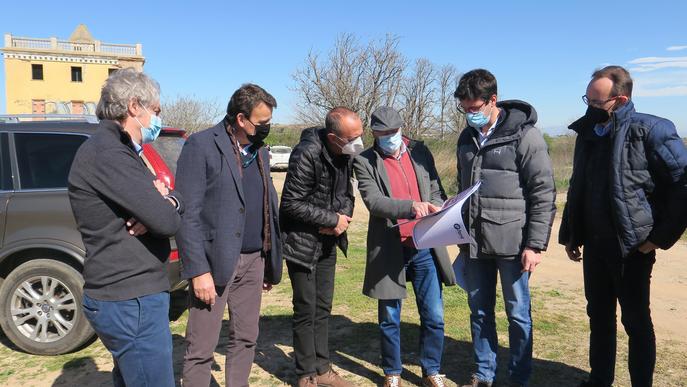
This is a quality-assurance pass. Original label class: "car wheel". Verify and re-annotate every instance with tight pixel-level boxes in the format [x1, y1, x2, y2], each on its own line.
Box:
[0, 259, 95, 355]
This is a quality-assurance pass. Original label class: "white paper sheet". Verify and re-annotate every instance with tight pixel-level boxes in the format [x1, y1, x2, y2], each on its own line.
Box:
[411, 181, 481, 249]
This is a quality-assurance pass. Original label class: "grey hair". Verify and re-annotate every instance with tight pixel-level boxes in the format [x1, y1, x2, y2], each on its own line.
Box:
[96, 68, 160, 121]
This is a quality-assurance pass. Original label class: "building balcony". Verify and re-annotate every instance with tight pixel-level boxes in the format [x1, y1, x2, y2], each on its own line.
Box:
[3, 34, 143, 57]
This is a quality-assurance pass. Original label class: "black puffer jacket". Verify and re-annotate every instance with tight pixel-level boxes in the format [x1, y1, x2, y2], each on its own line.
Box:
[280, 128, 355, 270]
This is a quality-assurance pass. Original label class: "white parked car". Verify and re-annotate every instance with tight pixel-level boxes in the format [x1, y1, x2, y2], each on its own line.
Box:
[269, 145, 292, 171]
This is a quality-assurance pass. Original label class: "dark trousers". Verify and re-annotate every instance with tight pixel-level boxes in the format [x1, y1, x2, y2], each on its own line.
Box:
[82, 291, 174, 387]
[182, 251, 264, 387]
[583, 241, 656, 387]
[287, 243, 337, 377]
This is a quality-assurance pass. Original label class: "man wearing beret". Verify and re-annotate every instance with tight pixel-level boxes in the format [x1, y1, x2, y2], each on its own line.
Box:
[353, 106, 457, 387]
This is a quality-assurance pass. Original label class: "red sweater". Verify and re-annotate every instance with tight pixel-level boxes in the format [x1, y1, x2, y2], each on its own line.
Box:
[382, 138, 421, 245]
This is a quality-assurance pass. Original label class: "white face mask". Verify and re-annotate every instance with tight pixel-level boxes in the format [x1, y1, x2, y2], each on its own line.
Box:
[338, 136, 364, 156]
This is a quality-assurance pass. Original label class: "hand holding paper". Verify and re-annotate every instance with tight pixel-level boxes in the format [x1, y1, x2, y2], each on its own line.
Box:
[411, 202, 441, 218]
[412, 181, 481, 249]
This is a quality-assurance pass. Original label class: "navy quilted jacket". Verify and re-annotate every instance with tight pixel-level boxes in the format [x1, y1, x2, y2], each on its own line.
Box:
[560, 100, 687, 257]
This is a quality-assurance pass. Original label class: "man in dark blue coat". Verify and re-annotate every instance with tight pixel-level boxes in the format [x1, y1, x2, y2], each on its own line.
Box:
[176, 84, 282, 387]
[560, 65, 687, 387]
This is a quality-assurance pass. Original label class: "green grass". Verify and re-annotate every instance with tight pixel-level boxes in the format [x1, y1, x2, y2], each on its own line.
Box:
[2, 132, 686, 386]
[1, 222, 685, 386]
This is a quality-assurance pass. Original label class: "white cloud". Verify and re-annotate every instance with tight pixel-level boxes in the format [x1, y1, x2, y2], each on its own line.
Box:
[631, 62, 687, 72]
[629, 56, 687, 64]
[632, 71, 687, 97]
[628, 56, 687, 72]
[634, 85, 687, 97]
[627, 51, 687, 97]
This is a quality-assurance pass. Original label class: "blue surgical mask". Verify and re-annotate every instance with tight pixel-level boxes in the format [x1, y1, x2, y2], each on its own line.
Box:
[377, 130, 403, 155]
[466, 111, 490, 129]
[135, 106, 162, 144]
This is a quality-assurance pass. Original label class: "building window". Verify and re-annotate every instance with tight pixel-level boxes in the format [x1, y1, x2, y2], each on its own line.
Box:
[71, 66, 83, 82]
[31, 64, 43, 80]
[108, 68, 118, 76]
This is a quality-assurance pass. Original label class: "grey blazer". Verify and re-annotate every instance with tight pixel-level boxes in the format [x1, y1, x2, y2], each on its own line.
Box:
[353, 139, 457, 300]
[175, 122, 282, 286]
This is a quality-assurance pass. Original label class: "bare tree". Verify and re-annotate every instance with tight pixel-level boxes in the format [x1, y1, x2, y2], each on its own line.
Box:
[291, 33, 406, 127]
[448, 102, 467, 136]
[435, 64, 461, 139]
[161, 95, 224, 134]
[438, 66, 467, 137]
[399, 58, 437, 138]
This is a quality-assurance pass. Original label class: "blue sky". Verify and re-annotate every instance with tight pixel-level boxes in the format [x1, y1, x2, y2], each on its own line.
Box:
[2, 0, 686, 135]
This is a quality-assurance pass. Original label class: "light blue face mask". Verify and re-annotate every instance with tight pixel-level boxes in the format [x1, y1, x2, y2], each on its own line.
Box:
[135, 106, 162, 144]
[377, 130, 403, 155]
[466, 111, 490, 129]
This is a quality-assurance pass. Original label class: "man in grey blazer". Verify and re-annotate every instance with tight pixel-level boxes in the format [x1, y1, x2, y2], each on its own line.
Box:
[176, 84, 282, 387]
[353, 107, 457, 387]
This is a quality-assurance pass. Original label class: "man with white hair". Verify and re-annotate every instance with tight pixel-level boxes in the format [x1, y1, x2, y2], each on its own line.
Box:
[68, 68, 183, 387]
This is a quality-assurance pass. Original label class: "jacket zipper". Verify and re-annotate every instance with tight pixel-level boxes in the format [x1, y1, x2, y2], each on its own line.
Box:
[608, 114, 628, 275]
[397, 157, 413, 200]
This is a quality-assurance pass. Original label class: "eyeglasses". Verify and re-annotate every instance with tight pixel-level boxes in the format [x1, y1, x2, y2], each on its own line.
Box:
[582, 95, 617, 107]
[334, 133, 361, 144]
[456, 100, 488, 114]
[245, 117, 271, 130]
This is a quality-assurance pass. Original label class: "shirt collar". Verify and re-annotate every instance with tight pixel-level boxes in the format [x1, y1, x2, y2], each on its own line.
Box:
[131, 140, 143, 156]
[473, 118, 499, 146]
[237, 140, 255, 156]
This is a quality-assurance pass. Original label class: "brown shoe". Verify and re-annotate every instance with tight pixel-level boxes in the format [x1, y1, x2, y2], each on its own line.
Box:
[296, 374, 317, 387]
[317, 367, 354, 387]
[383, 374, 402, 387]
[461, 375, 492, 387]
[422, 374, 447, 387]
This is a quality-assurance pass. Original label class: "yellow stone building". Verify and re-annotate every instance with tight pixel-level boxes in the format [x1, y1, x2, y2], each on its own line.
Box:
[1, 24, 145, 115]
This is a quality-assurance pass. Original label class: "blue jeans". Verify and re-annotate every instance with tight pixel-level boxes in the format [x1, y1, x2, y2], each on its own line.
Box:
[465, 258, 532, 385]
[378, 248, 444, 376]
[82, 291, 174, 387]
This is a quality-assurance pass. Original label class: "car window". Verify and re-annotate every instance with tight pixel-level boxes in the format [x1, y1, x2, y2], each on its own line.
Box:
[1, 133, 12, 190]
[149, 133, 184, 176]
[14, 133, 87, 190]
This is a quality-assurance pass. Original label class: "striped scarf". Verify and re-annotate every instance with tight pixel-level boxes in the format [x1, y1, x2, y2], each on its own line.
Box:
[224, 116, 272, 253]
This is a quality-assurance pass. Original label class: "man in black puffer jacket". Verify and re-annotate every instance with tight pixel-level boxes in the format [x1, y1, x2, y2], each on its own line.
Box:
[280, 107, 364, 387]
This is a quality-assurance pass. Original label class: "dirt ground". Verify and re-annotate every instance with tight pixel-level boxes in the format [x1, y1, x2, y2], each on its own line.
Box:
[2, 172, 685, 386]
[518, 224, 687, 345]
